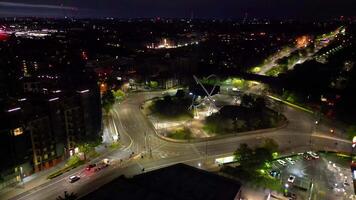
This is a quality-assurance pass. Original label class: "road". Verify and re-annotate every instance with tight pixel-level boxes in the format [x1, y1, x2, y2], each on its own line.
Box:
[7, 90, 352, 200]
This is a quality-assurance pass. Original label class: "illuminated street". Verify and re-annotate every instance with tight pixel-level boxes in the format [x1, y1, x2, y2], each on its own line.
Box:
[2, 90, 351, 200]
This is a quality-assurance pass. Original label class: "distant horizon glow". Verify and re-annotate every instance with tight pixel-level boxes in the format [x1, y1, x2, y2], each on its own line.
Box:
[0, 0, 354, 19]
[0, 2, 77, 10]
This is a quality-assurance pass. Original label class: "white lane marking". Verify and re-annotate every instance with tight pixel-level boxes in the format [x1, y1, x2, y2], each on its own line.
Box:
[112, 108, 134, 151]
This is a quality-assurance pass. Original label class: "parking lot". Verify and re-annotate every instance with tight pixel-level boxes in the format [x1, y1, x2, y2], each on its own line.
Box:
[269, 152, 354, 200]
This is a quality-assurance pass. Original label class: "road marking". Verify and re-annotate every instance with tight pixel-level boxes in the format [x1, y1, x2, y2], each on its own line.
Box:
[191, 144, 203, 157]
[112, 109, 134, 151]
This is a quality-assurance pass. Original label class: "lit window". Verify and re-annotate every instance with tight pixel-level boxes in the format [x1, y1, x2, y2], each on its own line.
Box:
[13, 128, 23, 136]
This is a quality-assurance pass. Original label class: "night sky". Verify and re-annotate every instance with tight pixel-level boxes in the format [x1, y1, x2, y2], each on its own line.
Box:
[0, 0, 355, 19]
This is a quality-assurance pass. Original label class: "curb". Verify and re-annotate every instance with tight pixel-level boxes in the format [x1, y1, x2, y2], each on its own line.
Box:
[140, 98, 289, 144]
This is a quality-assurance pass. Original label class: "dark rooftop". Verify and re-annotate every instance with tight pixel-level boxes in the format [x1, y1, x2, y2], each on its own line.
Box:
[80, 163, 241, 200]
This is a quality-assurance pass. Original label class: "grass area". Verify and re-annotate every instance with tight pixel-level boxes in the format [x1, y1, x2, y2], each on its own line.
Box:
[148, 96, 193, 121]
[203, 105, 285, 135]
[266, 65, 288, 77]
[109, 142, 121, 150]
[154, 112, 193, 121]
[167, 127, 192, 140]
[87, 150, 100, 159]
[47, 156, 85, 179]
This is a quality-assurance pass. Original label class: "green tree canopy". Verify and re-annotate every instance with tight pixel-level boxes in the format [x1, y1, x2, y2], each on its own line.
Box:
[102, 90, 115, 113]
[112, 89, 125, 101]
[347, 125, 356, 140]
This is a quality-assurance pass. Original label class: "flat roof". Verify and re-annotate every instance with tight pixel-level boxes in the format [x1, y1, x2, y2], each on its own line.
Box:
[80, 163, 241, 200]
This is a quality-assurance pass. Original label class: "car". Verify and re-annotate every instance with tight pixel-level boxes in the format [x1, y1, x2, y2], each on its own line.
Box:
[86, 164, 96, 171]
[307, 151, 319, 159]
[69, 175, 80, 183]
[277, 159, 287, 166]
[303, 153, 313, 160]
[269, 170, 280, 178]
[288, 175, 296, 183]
[344, 180, 350, 186]
[96, 163, 109, 171]
[285, 158, 296, 165]
[102, 158, 110, 165]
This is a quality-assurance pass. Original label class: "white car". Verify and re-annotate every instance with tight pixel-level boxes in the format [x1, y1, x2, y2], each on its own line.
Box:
[69, 175, 80, 183]
[277, 159, 287, 166]
[288, 175, 296, 183]
[285, 158, 296, 165]
[307, 151, 319, 159]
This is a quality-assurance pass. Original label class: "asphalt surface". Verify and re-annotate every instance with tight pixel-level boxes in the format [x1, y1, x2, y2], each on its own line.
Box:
[6, 90, 352, 200]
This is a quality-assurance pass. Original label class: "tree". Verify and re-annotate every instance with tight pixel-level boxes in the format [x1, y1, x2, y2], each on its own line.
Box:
[149, 81, 158, 88]
[234, 143, 253, 164]
[175, 89, 185, 99]
[78, 143, 91, 161]
[347, 126, 356, 140]
[232, 78, 245, 89]
[57, 191, 77, 200]
[241, 94, 255, 108]
[234, 143, 274, 171]
[263, 138, 279, 154]
[163, 95, 172, 102]
[254, 97, 266, 112]
[102, 90, 115, 113]
[254, 147, 273, 166]
[112, 89, 125, 102]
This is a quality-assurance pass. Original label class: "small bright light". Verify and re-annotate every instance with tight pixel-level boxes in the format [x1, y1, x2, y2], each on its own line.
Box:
[198, 163, 201, 167]
[285, 183, 289, 188]
[189, 92, 193, 95]
[48, 97, 59, 102]
[7, 107, 21, 112]
[77, 89, 90, 94]
[13, 127, 24, 136]
[113, 134, 119, 141]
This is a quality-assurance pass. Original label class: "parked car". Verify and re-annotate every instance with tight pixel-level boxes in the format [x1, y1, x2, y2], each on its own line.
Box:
[86, 164, 96, 171]
[303, 153, 313, 160]
[307, 151, 319, 159]
[269, 170, 280, 178]
[288, 175, 296, 183]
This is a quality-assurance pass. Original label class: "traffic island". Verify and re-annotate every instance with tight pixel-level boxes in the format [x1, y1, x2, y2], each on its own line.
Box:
[143, 93, 287, 143]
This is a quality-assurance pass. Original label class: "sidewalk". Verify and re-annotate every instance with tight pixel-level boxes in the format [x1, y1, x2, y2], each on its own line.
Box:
[0, 144, 118, 200]
[0, 159, 67, 200]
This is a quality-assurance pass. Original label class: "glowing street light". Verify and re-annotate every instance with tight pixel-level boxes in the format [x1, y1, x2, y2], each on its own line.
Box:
[7, 107, 21, 112]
